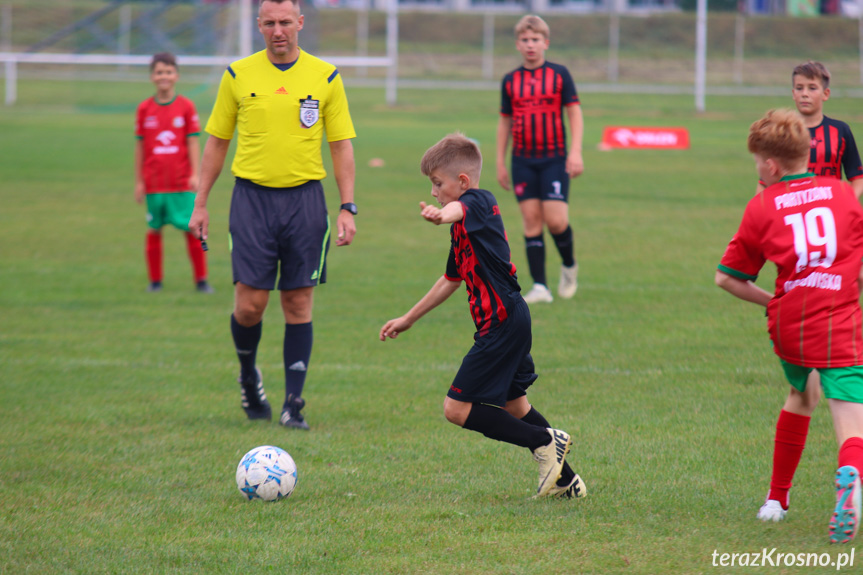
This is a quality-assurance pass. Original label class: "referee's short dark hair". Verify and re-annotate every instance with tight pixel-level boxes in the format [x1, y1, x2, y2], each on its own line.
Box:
[792, 61, 830, 90]
[150, 52, 177, 71]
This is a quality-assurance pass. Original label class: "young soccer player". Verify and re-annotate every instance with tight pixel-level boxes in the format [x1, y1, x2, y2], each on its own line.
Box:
[496, 15, 584, 304]
[379, 133, 586, 498]
[753, 61, 863, 523]
[717, 108, 863, 543]
[135, 52, 211, 293]
[790, 61, 863, 198]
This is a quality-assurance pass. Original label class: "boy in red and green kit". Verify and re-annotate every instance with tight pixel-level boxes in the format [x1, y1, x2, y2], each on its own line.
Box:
[718, 108, 863, 543]
[134, 52, 211, 293]
[753, 61, 863, 523]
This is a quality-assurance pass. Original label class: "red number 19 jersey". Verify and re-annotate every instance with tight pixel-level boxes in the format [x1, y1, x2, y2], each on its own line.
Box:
[719, 174, 863, 368]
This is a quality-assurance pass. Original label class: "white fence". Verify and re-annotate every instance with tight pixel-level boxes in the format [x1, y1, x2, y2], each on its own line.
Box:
[0, 0, 400, 106]
[0, 52, 396, 106]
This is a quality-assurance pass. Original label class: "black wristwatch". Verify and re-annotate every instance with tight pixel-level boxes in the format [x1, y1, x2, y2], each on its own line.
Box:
[340, 202, 358, 215]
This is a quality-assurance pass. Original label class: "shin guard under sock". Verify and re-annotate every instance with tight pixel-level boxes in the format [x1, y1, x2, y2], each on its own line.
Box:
[146, 231, 163, 283]
[283, 322, 313, 400]
[525, 235, 546, 286]
[550, 226, 576, 268]
[231, 314, 262, 382]
[768, 409, 810, 509]
[463, 403, 549, 450]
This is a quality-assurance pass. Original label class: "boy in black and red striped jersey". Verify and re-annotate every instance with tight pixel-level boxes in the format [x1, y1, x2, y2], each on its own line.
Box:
[718, 109, 863, 543]
[793, 61, 863, 198]
[496, 15, 583, 304]
[380, 133, 586, 499]
[752, 61, 863, 525]
[757, 62, 863, 197]
[134, 52, 211, 293]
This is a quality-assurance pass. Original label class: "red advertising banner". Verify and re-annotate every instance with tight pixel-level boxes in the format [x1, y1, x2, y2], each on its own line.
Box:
[599, 126, 690, 150]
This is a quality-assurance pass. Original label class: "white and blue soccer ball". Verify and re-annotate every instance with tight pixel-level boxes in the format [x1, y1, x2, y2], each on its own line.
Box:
[236, 445, 298, 502]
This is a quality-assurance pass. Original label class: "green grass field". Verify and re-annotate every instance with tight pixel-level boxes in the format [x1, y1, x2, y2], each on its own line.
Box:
[3, 79, 863, 573]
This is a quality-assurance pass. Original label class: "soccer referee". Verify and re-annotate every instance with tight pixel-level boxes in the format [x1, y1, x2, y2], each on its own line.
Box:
[189, 0, 357, 430]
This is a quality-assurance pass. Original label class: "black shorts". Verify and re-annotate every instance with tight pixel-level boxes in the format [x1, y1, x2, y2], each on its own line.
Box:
[229, 177, 330, 291]
[447, 297, 538, 406]
[511, 156, 569, 203]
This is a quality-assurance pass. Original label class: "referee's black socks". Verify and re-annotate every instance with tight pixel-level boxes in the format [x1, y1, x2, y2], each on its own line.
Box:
[231, 314, 262, 383]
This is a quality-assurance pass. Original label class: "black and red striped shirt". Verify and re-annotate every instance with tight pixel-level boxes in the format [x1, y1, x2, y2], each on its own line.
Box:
[500, 61, 579, 159]
[445, 189, 520, 337]
[808, 116, 863, 182]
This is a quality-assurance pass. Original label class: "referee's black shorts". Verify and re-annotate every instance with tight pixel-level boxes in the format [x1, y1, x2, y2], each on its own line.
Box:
[229, 177, 330, 291]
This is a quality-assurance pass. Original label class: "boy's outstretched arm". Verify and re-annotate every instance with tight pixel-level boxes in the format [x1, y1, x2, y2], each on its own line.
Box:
[379, 276, 461, 341]
[715, 270, 772, 307]
[420, 201, 464, 225]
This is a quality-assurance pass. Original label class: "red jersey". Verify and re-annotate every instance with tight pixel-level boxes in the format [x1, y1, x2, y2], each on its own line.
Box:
[135, 95, 200, 193]
[719, 174, 863, 368]
[500, 62, 579, 159]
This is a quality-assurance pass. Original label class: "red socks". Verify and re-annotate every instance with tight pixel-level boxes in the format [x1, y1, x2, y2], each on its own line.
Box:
[146, 231, 163, 283]
[185, 232, 208, 282]
[148, 231, 208, 285]
[838, 437, 863, 474]
[768, 409, 811, 509]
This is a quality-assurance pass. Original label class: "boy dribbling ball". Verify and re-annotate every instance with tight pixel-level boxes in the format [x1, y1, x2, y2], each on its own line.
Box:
[717, 108, 863, 543]
[134, 52, 211, 293]
[379, 133, 586, 498]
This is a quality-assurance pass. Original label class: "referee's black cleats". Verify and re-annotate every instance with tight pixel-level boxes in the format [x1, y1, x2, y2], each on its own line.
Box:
[280, 394, 310, 431]
[239, 367, 271, 421]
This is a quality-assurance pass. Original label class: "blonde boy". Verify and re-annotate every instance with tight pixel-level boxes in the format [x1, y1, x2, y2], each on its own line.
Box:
[380, 133, 585, 498]
[496, 15, 583, 304]
[717, 109, 863, 543]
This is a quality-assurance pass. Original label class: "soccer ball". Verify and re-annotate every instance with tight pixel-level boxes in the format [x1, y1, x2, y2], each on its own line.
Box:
[236, 445, 298, 502]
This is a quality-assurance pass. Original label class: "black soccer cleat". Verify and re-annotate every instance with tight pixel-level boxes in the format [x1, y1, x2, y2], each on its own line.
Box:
[280, 394, 310, 430]
[238, 367, 271, 421]
[196, 280, 214, 293]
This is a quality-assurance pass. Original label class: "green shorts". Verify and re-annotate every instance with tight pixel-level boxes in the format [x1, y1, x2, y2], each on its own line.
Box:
[146, 191, 195, 231]
[779, 359, 863, 403]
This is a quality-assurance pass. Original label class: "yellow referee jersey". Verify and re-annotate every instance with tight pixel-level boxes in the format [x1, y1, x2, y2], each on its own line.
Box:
[206, 49, 356, 189]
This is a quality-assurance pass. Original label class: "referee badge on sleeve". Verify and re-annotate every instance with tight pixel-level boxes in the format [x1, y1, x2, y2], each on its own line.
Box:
[299, 96, 319, 128]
